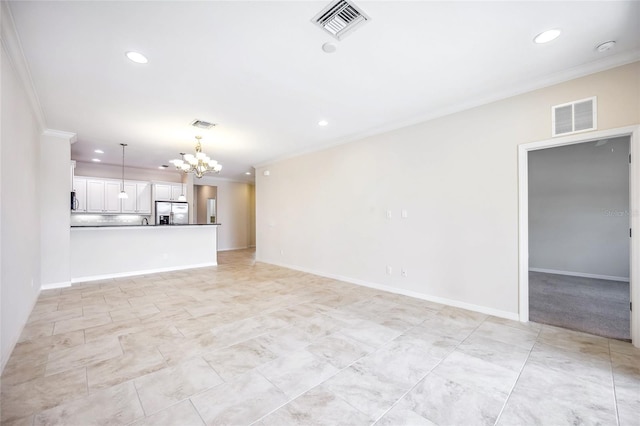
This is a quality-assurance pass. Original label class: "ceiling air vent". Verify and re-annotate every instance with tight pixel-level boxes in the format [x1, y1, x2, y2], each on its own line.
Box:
[312, 0, 370, 41]
[191, 119, 216, 130]
[552, 97, 597, 137]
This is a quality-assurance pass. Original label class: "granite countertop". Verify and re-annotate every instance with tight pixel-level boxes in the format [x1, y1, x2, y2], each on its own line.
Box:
[71, 224, 221, 228]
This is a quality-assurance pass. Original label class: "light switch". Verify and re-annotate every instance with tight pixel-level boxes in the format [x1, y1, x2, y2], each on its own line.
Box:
[401, 209, 408, 218]
[386, 210, 392, 219]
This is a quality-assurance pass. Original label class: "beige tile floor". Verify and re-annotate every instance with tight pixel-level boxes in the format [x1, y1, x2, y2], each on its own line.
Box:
[1, 248, 639, 425]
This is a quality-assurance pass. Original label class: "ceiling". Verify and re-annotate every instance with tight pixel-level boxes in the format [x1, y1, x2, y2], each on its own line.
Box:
[8, 1, 640, 183]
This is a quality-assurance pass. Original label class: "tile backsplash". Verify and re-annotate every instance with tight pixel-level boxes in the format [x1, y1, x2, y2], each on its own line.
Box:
[71, 214, 150, 227]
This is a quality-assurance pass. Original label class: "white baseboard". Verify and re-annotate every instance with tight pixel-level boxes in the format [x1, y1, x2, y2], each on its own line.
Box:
[529, 267, 630, 282]
[41, 281, 72, 290]
[71, 262, 218, 284]
[218, 246, 251, 252]
[257, 257, 519, 321]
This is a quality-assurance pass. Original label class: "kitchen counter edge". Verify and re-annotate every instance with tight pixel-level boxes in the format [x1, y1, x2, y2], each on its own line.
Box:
[71, 224, 221, 229]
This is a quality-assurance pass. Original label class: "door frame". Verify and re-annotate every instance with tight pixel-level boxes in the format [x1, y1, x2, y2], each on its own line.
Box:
[518, 125, 640, 347]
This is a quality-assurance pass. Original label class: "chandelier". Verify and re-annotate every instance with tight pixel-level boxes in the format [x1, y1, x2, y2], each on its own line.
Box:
[171, 136, 222, 178]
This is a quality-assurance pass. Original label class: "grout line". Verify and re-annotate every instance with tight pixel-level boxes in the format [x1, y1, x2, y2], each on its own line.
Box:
[247, 371, 291, 425]
[131, 379, 148, 418]
[607, 340, 622, 426]
[372, 316, 485, 424]
[84, 366, 89, 395]
[189, 398, 208, 425]
[492, 340, 537, 426]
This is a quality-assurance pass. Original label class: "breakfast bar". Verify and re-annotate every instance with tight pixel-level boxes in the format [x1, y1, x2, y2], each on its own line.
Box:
[70, 225, 219, 283]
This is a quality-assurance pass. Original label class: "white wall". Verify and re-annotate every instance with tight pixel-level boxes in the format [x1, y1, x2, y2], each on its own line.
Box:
[529, 136, 630, 280]
[74, 161, 183, 183]
[256, 62, 640, 318]
[1, 31, 43, 371]
[40, 132, 72, 288]
[197, 178, 253, 251]
[248, 183, 256, 247]
[71, 226, 217, 281]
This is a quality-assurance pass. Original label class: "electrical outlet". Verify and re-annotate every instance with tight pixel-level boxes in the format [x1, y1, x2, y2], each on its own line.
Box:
[401, 209, 408, 218]
[386, 265, 393, 275]
[401, 269, 408, 277]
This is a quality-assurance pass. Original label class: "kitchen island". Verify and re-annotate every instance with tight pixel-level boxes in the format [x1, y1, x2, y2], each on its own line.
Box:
[70, 225, 219, 283]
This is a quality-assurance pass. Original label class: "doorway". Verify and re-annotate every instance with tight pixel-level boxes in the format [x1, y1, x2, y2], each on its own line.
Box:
[527, 137, 630, 340]
[194, 185, 218, 224]
[518, 125, 640, 347]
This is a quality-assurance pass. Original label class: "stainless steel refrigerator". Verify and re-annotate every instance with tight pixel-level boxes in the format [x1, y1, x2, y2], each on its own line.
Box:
[155, 201, 189, 225]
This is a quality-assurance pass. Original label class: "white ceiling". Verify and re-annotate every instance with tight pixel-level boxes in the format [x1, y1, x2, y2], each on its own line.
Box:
[8, 1, 640, 183]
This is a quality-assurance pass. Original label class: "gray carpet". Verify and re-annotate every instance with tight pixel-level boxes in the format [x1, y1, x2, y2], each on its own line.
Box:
[529, 271, 630, 341]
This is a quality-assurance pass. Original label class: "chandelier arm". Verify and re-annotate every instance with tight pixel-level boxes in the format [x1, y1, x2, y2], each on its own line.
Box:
[174, 136, 221, 178]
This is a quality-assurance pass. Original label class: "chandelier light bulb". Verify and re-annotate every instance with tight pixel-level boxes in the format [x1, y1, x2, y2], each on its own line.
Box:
[171, 135, 222, 178]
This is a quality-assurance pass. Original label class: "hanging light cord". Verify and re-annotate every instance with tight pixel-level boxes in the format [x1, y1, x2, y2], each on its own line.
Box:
[120, 143, 127, 190]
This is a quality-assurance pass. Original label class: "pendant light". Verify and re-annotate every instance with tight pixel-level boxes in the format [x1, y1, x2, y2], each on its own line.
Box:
[118, 143, 129, 199]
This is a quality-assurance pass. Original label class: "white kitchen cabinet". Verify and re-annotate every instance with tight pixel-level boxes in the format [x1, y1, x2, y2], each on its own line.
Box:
[86, 179, 121, 213]
[104, 181, 122, 213]
[155, 183, 186, 201]
[122, 182, 151, 214]
[121, 183, 137, 213]
[171, 184, 185, 201]
[72, 177, 87, 212]
[86, 179, 105, 212]
[155, 184, 172, 201]
[136, 183, 151, 214]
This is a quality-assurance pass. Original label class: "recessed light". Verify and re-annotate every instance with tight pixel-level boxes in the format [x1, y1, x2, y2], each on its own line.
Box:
[534, 29, 561, 44]
[125, 51, 148, 64]
[92, 158, 101, 162]
[245, 172, 252, 175]
[322, 42, 337, 53]
[596, 40, 616, 52]
[94, 149, 104, 154]
[318, 120, 329, 126]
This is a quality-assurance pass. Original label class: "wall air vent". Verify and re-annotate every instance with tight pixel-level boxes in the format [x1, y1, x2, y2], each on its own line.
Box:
[552, 97, 597, 137]
[312, 0, 370, 41]
[191, 119, 216, 130]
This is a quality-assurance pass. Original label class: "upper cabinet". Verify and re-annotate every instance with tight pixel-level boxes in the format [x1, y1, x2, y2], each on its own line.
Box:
[171, 184, 184, 201]
[154, 184, 171, 201]
[72, 177, 87, 212]
[86, 179, 120, 213]
[155, 183, 186, 201]
[122, 182, 151, 214]
[75, 176, 151, 214]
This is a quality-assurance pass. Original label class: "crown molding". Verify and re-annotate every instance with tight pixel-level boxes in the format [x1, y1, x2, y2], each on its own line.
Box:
[255, 53, 640, 169]
[1, 0, 47, 130]
[42, 129, 78, 144]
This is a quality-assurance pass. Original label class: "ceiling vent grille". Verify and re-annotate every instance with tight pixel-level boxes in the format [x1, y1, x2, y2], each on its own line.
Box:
[552, 97, 597, 137]
[191, 119, 216, 130]
[312, 0, 370, 40]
